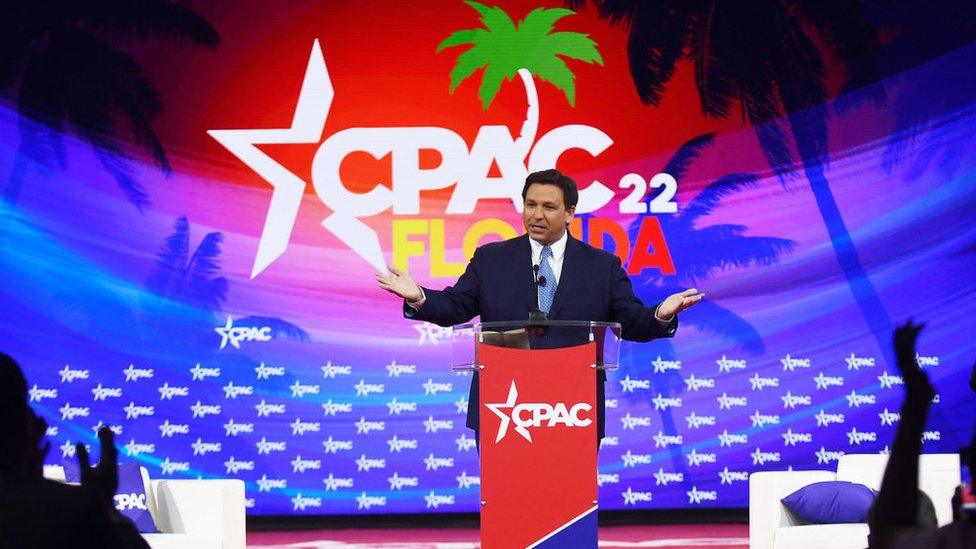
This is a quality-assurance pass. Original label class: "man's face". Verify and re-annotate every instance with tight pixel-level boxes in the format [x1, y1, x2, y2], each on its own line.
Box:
[522, 183, 575, 245]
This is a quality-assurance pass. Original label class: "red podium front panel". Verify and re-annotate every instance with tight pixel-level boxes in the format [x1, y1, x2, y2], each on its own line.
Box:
[479, 342, 599, 548]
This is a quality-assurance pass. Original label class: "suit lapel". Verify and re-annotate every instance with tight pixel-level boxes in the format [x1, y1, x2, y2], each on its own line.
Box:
[517, 235, 537, 316]
[547, 234, 582, 319]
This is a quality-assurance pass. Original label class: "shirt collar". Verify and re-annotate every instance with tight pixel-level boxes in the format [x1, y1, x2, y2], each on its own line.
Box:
[529, 228, 569, 263]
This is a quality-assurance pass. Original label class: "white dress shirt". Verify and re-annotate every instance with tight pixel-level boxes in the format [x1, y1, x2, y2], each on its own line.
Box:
[529, 229, 568, 284]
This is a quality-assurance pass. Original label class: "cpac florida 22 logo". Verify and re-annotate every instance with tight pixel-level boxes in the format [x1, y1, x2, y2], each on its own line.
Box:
[210, 2, 678, 279]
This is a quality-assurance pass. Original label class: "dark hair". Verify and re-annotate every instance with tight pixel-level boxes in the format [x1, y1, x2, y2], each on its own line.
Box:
[522, 169, 578, 209]
[0, 352, 28, 472]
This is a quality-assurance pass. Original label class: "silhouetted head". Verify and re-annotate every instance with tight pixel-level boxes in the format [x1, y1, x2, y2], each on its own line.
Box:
[0, 352, 29, 473]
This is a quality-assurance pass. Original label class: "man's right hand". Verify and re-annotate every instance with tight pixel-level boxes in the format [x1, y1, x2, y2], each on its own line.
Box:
[375, 265, 423, 303]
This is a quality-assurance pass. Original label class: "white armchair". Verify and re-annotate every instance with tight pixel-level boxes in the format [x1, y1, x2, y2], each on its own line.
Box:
[43, 465, 245, 549]
[749, 454, 960, 549]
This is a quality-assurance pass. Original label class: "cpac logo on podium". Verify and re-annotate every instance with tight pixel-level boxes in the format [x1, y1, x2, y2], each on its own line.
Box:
[485, 381, 592, 443]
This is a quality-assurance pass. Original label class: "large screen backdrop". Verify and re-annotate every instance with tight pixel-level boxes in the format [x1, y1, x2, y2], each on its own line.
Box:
[1, 1, 975, 515]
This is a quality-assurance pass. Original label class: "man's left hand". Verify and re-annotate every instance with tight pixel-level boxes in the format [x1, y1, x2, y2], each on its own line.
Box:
[656, 288, 705, 321]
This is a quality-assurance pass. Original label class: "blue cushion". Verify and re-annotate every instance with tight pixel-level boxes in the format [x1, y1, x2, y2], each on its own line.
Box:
[781, 481, 878, 524]
[64, 461, 158, 533]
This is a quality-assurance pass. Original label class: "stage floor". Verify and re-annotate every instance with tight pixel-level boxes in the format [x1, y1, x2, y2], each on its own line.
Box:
[247, 523, 749, 548]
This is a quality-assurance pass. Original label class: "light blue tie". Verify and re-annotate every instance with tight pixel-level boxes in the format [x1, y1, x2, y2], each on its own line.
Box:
[537, 245, 557, 314]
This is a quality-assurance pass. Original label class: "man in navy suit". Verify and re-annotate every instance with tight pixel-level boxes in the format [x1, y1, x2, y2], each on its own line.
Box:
[376, 169, 703, 442]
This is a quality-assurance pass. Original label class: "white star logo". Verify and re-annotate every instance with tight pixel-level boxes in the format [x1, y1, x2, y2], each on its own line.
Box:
[484, 381, 525, 443]
[208, 40, 385, 277]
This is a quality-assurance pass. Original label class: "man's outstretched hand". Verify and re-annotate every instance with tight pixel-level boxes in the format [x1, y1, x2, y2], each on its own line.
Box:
[893, 320, 935, 402]
[656, 288, 706, 321]
[375, 265, 423, 303]
[76, 426, 119, 510]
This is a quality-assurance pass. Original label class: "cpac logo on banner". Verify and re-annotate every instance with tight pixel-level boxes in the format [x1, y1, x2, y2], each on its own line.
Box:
[654, 468, 684, 486]
[425, 491, 455, 509]
[209, 40, 678, 279]
[29, 385, 57, 402]
[257, 475, 287, 493]
[457, 471, 480, 489]
[387, 435, 418, 452]
[781, 354, 810, 372]
[191, 401, 220, 418]
[291, 456, 321, 473]
[424, 416, 453, 433]
[485, 381, 592, 443]
[124, 440, 155, 457]
[224, 456, 254, 474]
[597, 473, 619, 486]
[323, 474, 354, 491]
[622, 487, 653, 505]
[653, 356, 681, 373]
[291, 419, 320, 435]
[158, 383, 189, 400]
[123, 364, 153, 382]
[255, 363, 286, 379]
[684, 374, 714, 392]
[215, 316, 272, 349]
[685, 412, 716, 429]
[717, 355, 746, 372]
[687, 486, 718, 505]
[321, 361, 353, 378]
[619, 375, 650, 392]
[388, 472, 419, 490]
[416, 323, 452, 346]
[386, 360, 417, 377]
[387, 398, 418, 415]
[59, 403, 90, 421]
[686, 448, 717, 467]
[191, 364, 220, 381]
[292, 494, 322, 511]
[160, 458, 190, 475]
[223, 382, 253, 399]
[622, 449, 652, 468]
[845, 353, 875, 371]
[357, 492, 386, 510]
[114, 493, 147, 512]
[456, 433, 477, 452]
[60, 365, 90, 383]
[159, 420, 189, 438]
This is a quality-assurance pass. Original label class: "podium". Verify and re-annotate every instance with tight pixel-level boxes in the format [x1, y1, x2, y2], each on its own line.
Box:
[452, 321, 621, 549]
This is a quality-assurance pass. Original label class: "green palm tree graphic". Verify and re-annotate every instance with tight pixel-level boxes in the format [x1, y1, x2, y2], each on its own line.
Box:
[438, 1, 602, 156]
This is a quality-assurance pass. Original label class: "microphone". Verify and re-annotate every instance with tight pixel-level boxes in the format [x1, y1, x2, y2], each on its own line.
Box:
[532, 264, 547, 287]
[529, 264, 548, 322]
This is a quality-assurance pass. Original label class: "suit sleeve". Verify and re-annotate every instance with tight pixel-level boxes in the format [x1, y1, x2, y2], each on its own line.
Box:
[403, 246, 483, 327]
[607, 255, 677, 342]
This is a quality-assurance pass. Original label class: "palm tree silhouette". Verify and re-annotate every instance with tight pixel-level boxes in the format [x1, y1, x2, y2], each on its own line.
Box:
[862, 0, 976, 179]
[615, 133, 794, 472]
[146, 216, 309, 350]
[0, 1, 219, 210]
[568, 0, 898, 365]
[437, 0, 602, 158]
[629, 134, 794, 355]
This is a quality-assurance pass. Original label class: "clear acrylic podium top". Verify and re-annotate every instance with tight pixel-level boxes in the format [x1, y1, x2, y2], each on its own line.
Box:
[451, 320, 622, 372]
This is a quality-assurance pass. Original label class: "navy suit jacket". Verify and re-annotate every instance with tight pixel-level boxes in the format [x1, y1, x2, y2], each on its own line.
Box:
[404, 233, 676, 439]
